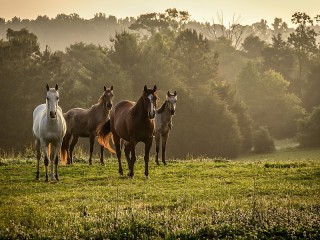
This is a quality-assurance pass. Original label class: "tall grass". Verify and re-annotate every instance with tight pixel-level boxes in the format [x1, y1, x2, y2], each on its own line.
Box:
[0, 148, 319, 239]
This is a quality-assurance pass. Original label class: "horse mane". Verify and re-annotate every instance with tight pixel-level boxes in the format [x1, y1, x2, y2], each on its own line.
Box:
[156, 100, 167, 114]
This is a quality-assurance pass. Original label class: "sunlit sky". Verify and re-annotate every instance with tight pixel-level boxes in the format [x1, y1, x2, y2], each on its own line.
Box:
[1, 0, 319, 27]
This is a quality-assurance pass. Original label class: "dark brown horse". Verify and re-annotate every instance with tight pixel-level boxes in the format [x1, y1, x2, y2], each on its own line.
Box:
[98, 85, 157, 178]
[61, 86, 115, 165]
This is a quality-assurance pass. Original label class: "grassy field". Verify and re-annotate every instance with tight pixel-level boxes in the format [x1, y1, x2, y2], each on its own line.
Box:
[0, 147, 320, 239]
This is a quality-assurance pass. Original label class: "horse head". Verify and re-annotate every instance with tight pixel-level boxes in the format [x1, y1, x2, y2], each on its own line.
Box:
[46, 84, 59, 119]
[166, 91, 177, 115]
[102, 85, 114, 111]
[143, 85, 157, 119]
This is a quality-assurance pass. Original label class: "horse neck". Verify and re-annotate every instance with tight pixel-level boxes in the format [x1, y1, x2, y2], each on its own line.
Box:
[92, 101, 109, 120]
[131, 97, 148, 120]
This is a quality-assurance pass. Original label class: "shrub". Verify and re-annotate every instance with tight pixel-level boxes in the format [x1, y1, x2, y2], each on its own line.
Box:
[252, 126, 275, 153]
[297, 107, 320, 147]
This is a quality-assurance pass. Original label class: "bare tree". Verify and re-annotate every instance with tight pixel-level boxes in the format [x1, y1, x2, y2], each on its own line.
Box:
[205, 11, 245, 49]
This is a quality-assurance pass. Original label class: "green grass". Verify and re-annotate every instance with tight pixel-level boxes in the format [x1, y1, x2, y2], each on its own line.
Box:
[0, 148, 320, 239]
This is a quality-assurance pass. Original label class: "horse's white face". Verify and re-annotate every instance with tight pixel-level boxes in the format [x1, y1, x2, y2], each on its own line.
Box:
[167, 92, 177, 115]
[46, 86, 59, 119]
[148, 94, 156, 119]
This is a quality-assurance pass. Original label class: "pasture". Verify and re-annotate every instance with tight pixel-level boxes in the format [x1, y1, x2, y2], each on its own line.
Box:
[0, 148, 319, 239]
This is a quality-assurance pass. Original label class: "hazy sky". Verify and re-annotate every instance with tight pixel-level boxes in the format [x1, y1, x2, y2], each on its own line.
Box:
[1, 0, 319, 27]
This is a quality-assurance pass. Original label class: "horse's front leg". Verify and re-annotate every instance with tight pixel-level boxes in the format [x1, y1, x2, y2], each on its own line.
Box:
[128, 139, 137, 178]
[161, 133, 169, 165]
[88, 134, 95, 165]
[53, 143, 61, 181]
[35, 139, 41, 180]
[155, 132, 161, 166]
[144, 138, 153, 178]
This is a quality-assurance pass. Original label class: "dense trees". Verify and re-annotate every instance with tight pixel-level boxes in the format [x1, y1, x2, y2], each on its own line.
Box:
[0, 11, 320, 157]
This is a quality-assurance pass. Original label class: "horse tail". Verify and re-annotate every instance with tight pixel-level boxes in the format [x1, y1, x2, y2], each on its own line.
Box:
[60, 135, 69, 165]
[97, 120, 116, 154]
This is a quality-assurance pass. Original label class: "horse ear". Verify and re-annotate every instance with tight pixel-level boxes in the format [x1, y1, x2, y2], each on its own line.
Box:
[174, 91, 177, 96]
[153, 85, 157, 92]
[110, 85, 113, 91]
[144, 85, 147, 92]
[104, 86, 106, 91]
[46, 84, 49, 91]
[55, 84, 58, 91]
[167, 91, 170, 97]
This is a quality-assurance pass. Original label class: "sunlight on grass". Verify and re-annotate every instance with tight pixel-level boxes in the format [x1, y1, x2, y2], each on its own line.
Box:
[0, 148, 320, 239]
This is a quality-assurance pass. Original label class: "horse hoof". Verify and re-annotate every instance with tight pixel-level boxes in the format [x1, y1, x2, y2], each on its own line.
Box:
[155, 160, 160, 166]
[163, 162, 167, 166]
[89, 161, 93, 166]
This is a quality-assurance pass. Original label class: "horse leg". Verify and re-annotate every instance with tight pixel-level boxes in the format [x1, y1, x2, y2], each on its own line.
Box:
[63, 133, 71, 164]
[161, 133, 169, 165]
[88, 134, 95, 165]
[124, 142, 131, 167]
[50, 148, 55, 181]
[155, 132, 161, 166]
[53, 144, 60, 181]
[113, 134, 123, 176]
[100, 145, 105, 165]
[35, 139, 41, 180]
[69, 135, 79, 164]
[128, 140, 137, 178]
[41, 141, 49, 182]
[144, 138, 152, 178]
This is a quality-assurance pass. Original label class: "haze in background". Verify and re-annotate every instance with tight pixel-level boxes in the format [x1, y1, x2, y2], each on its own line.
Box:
[1, 0, 319, 26]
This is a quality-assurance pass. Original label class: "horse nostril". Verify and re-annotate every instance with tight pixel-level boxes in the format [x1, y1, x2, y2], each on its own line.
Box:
[50, 111, 56, 118]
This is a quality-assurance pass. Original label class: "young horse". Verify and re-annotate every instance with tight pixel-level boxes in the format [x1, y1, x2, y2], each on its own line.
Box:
[32, 84, 66, 181]
[98, 85, 157, 178]
[61, 86, 114, 165]
[154, 91, 177, 165]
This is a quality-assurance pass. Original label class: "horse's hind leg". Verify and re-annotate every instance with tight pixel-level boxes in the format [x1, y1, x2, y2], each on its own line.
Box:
[113, 135, 123, 176]
[35, 139, 41, 180]
[69, 135, 79, 164]
[161, 133, 169, 165]
[124, 142, 131, 167]
[155, 132, 161, 166]
[100, 145, 104, 165]
[41, 142, 49, 182]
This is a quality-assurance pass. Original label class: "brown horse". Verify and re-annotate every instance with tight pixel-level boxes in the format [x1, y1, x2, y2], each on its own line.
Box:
[61, 86, 115, 165]
[98, 85, 157, 178]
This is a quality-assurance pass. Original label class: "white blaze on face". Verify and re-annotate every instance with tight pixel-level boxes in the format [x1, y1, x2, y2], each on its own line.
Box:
[148, 94, 155, 117]
[47, 90, 59, 118]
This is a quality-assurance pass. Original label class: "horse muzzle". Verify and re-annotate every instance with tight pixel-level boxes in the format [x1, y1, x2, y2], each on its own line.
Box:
[106, 103, 113, 110]
[50, 111, 57, 118]
[148, 111, 155, 119]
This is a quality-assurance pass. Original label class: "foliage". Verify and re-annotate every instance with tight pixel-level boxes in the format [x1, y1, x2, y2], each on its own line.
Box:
[237, 63, 305, 138]
[252, 126, 275, 153]
[242, 34, 266, 58]
[297, 107, 320, 147]
[1, 149, 320, 239]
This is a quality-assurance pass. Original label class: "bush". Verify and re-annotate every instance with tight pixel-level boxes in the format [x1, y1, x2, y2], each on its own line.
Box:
[297, 107, 320, 147]
[252, 126, 275, 153]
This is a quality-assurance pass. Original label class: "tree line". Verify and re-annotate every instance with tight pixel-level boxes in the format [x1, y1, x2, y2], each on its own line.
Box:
[0, 10, 320, 158]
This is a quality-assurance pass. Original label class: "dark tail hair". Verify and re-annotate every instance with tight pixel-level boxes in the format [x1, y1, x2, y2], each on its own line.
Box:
[97, 120, 115, 154]
[60, 135, 69, 165]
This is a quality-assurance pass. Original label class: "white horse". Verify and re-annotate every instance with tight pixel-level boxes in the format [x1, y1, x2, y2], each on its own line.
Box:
[154, 91, 177, 165]
[32, 84, 66, 181]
